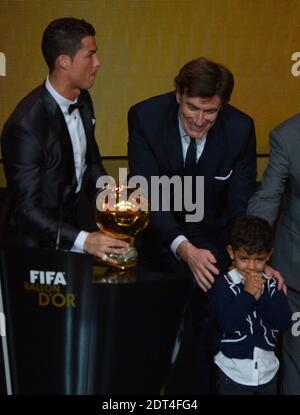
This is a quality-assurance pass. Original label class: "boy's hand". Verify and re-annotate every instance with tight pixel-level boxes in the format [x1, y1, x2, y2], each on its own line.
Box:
[244, 271, 265, 300]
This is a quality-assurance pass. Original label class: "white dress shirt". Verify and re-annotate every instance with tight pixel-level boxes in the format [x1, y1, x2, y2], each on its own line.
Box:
[45, 78, 88, 252]
[215, 347, 279, 387]
[170, 114, 207, 257]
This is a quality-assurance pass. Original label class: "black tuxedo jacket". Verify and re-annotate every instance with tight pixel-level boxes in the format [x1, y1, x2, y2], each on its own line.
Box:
[128, 92, 257, 270]
[1, 83, 106, 249]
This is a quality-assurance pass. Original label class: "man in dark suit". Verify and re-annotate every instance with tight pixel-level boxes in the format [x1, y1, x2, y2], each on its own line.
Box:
[1, 17, 128, 261]
[128, 57, 257, 393]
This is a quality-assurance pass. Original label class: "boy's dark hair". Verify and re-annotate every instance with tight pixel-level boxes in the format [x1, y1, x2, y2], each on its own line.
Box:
[174, 57, 234, 104]
[230, 215, 273, 254]
[42, 17, 95, 73]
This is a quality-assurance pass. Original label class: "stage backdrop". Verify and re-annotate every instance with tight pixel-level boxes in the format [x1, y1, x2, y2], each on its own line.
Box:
[1, 0, 300, 181]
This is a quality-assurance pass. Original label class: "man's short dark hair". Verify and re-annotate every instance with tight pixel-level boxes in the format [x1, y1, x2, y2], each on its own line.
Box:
[174, 57, 234, 104]
[230, 215, 273, 254]
[42, 17, 95, 72]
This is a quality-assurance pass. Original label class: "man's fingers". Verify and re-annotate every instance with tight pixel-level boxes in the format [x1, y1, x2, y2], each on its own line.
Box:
[200, 278, 212, 291]
[195, 277, 209, 292]
[105, 257, 119, 265]
[198, 281, 208, 292]
[205, 262, 219, 277]
[201, 268, 215, 285]
[206, 251, 217, 264]
[194, 269, 214, 291]
[194, 258, 218, 290]
[107, 247, 128, 255]
[282, 283, 288, 295]
[104, 236, 129, 247]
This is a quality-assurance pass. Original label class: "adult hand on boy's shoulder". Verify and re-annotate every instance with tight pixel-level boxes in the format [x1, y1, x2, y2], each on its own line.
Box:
[264, 264, 287, 295]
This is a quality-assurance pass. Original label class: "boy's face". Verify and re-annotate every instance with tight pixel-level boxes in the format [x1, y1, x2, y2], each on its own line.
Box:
[227, 245, 272, 279]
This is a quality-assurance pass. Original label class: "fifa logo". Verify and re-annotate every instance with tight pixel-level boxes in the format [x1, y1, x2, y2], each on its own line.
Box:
[0, 52, 6, 77]
[29, 270, 67, 285]
[25, 270, 76, 308]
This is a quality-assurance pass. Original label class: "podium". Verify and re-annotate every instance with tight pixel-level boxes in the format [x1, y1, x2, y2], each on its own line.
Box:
[0, 247, 189, 395]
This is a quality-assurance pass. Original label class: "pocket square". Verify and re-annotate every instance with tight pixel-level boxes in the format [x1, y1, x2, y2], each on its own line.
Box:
[214, 170, 233, 180]
[92, 118, 96, 125]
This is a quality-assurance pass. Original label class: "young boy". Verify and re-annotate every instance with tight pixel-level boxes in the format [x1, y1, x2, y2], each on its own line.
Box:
[210, 215, 291, 395]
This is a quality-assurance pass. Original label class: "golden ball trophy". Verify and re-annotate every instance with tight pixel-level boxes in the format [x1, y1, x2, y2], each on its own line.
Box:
[95, 184, 149, 279]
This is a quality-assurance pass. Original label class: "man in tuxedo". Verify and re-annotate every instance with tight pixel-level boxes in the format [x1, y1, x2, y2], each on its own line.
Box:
[128, 57, 257, 393]
[1, 17, 128, 261]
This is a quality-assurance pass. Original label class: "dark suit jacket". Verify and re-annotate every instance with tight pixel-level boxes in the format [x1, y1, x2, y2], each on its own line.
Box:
[128, 92, 257, 271]
[1, 83, 106, 249]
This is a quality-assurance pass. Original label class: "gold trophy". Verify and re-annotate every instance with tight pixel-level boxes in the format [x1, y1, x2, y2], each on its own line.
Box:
[95, 184, 149, 270]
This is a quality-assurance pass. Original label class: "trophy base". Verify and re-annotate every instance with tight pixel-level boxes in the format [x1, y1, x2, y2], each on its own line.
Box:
[93, 267, 136, 284]
[105, 246, 138, 270]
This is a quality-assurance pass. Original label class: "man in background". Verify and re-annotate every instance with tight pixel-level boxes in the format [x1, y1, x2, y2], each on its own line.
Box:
[248, 113, 300, 394]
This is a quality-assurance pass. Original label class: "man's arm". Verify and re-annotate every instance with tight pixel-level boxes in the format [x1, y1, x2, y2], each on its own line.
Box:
[247, 129, 289, 290]
[247, 129, 289, 224]
[2, 122, 79, 248]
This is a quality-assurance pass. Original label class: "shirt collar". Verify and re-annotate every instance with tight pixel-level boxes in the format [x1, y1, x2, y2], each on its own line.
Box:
[228, 268, 270, 284]
[45, 76, 77, 115]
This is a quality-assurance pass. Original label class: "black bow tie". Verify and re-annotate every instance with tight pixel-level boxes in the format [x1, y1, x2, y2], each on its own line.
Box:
[68, 102, 83, 114]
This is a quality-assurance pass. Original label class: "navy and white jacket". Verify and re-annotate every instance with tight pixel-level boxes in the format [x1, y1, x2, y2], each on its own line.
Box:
[210, 269, 292, 359]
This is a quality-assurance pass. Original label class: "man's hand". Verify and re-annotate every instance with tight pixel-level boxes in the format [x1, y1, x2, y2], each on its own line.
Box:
[177, 240, 219, 292]
[84, 231, 129, 265]
[264, 264, 287, 295]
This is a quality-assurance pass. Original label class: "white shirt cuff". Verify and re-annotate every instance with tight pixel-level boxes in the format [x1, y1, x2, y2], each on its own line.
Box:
[170, 235, 188, 259]
[71, 231, 89, 253]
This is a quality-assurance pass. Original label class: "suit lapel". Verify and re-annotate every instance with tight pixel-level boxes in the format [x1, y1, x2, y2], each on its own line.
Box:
[163, 96, 184, 173]
[196, 113, 226, 178]
[78, 93, 94, 165]
[42, 86, 77, 189]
